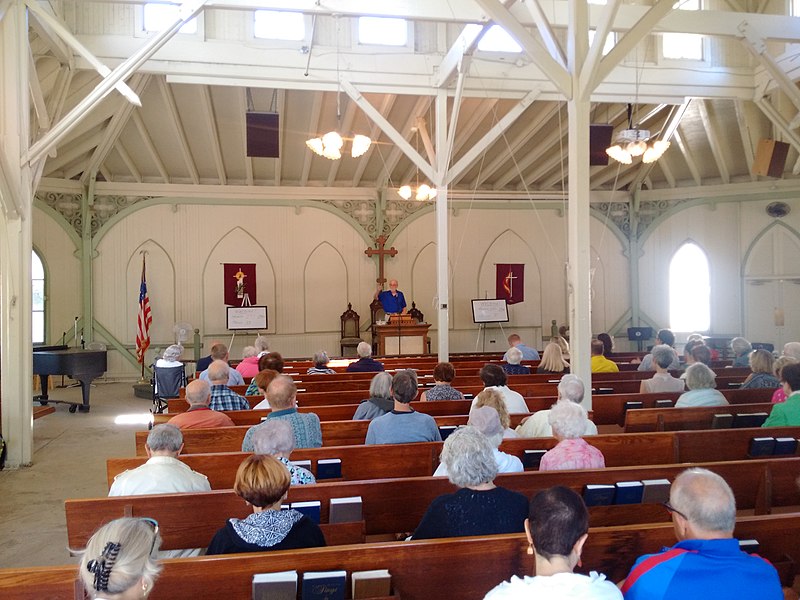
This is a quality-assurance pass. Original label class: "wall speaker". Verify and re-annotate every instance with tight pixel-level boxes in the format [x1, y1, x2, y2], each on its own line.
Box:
[752, 139, 788, 178]
[246, 112, 280, 158]
[589, 124, 614, 166]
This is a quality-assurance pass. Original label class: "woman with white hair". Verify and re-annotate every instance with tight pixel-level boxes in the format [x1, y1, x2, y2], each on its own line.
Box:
[639, 345, 685, 393]
[235, 345, 260, 378]
[352, 372, 394, 420]
[79, 517, 162, 599]
[676, 363, 729, 407]
[433, 407, 523, 476]
[250, 419, 315, 485]
[502, 347, 531, 375]
[783, 342, 800, 361]
[539, 401, 605, 471]
[730, 337, 752, 368]
[307, 350, 336, 374]
[155, 344, 182, 368]
[412, 426, 528, 540]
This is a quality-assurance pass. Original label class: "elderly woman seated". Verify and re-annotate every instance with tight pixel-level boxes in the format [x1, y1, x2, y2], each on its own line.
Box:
[502, 347, 531, 375]
[207, 454, 326, 555]
[485, 486, 622, 600]
[639, 344, 685, 394]
[676, 363, 729, 407]
[235, 345, 260, 378]
[420, 362, 464, 401]
[251, 419, 315, 485]
[433, 407, 523, 477]
[79, 517, 162, 600]
[536, 342, 570, 375]
[474, 388, 519, 438]
[539, 401, 605, 471]
[730, 336, 753, 368]
[353, 371, 394, 420]
[412, 426, 528, 539]
[741, 348, 780, 389]
[771, 356, 799, 404]
[307, 350, 336, 374]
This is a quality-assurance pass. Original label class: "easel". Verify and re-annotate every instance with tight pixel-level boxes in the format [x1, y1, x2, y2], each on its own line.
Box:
[228, 292, 252, 351]
[474, 321, 507, 352]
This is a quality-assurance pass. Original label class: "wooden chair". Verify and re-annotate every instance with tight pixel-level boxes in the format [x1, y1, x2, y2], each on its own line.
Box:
[369, 297, 385, 354]
[339, 303, 362, 357]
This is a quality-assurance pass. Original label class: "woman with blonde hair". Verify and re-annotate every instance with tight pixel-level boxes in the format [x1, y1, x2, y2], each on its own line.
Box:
[536, 342, 570, 375]
[207, 455, 326, 554]
[771, 356, 799, 404]
[79, 517, 162, 599]
[741, 349, 780, 389]
[474, 387, 519, 438]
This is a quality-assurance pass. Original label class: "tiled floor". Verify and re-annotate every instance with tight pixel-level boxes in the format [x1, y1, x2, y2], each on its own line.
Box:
[0, 382, 150, 568]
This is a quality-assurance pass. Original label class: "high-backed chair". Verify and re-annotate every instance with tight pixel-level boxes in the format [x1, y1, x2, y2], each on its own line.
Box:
[340, 303, 362, 357]
[369, 297, 385, 354]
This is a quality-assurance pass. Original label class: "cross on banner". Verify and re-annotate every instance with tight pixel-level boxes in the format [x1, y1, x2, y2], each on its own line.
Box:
[365, 235, 398, 286]
[496, 264, 525, 305]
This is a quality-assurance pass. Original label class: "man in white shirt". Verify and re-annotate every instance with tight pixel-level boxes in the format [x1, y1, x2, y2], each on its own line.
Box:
[471, 363, 529, 414]
[515, 374, 597, 438]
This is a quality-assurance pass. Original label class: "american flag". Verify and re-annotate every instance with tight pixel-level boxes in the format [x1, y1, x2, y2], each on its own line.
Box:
[136, 255, 152, 364]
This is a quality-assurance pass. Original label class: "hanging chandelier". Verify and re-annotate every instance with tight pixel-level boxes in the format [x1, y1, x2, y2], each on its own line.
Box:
[605, 127, 670, 165]
[306, 132, 371, 160]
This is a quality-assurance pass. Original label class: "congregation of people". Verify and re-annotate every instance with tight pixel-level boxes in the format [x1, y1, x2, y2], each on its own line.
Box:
[82, 328, 800, 599]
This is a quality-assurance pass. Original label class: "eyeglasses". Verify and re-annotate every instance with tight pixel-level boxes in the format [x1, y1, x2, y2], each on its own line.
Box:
[140, 517, 160, 556]
[662, 502, 688, 520]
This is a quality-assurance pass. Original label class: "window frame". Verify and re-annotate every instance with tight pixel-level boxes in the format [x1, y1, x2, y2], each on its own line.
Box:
[250, 9, 311, 45]
[135, 3, 205, 40]
[355, 16, 413, 51]
[669, 241, 712, 334]
[32, 248, 47, 345]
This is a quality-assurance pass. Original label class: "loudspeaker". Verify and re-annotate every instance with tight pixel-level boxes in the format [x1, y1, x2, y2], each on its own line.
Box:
[752, 139, 788, 178]
[246, 112, 280, 158]
[589, 124, 614, 166]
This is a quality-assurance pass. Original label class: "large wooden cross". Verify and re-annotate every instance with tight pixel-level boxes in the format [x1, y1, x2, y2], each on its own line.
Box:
[365, 235, 397, 286]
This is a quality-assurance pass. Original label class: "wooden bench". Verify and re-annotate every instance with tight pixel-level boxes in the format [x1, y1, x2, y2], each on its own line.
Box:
[2, 512, 797, 600]
[72, 456, 800, 548]
[624, 402, 775, 432]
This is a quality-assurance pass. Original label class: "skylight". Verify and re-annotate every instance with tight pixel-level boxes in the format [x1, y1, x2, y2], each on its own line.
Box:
[254, 10, 305, 41]
[358, 17, 408, 46]
[143, 3, 197, 34]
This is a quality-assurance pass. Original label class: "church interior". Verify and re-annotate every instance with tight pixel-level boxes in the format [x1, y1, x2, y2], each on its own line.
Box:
[2, 0, 800, 597]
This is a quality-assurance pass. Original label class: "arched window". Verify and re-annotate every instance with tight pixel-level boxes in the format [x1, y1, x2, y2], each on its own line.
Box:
[32, 250, 45, 343]
[669, 242, 710, 332]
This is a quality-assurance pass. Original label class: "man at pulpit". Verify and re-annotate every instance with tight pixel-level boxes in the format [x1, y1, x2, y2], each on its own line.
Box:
[375, 279, 407, 314]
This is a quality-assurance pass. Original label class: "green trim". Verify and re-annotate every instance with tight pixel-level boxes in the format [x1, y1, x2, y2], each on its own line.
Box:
[93, 318, 151, 377]
[32, 199, 82, 248]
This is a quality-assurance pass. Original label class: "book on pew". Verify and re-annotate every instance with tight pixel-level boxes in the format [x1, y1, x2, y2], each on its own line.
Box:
[655, 399, 674, 407]
[252, 570, 297, 600]
[317, 458, 343, 480]
[301, 570, 346, 600]
[522, 449, 547, 470]
[582, 484, 616, 506]
[352, 569, 392, 599]
[711, 414, 734, 429]
[463, 393, 474, 400]
[614, 481, 645, 505]
[748, 437, 776, 457]
[733, 412, 769, 428]
[623, 401, 643, 412]
[439, 425, 458, 441]
[291, 500, 322, 524]
[640, 479, 671, 504]
[291, 459, 312, 471]
[328, 496, 363, 523]
[739, 539, 760, 554]
[773, 437, 798, 455]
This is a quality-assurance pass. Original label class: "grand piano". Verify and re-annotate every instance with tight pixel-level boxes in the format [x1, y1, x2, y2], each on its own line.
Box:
[33, 345, 108, 413]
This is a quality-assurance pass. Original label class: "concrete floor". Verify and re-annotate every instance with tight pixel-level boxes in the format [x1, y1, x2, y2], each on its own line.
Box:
[0, 382, 151, 568]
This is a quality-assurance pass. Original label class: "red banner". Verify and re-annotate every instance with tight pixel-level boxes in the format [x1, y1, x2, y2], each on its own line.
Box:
[224, 264, 257, 306]
[496, 264, 524, 305]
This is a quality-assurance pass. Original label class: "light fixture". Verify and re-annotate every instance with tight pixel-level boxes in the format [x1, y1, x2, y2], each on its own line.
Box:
[605, 105, 670, 165]
[397, 128, 436, 201]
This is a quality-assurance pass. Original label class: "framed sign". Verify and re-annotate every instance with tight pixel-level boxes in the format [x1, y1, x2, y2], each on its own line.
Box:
[226, 306, 268, 331]
[471, 299, 509, 324]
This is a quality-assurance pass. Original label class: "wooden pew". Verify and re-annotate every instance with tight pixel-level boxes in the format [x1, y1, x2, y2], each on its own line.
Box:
[71, 456, 800, 548]
[624, 402, 775, 432]
[3, 513, 797, 600]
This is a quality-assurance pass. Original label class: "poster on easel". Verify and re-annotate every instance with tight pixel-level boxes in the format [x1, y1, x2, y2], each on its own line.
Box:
[226, 306, 268, 330]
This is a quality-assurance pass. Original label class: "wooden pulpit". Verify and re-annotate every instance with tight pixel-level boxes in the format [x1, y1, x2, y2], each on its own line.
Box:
[375, 315, 431, 356]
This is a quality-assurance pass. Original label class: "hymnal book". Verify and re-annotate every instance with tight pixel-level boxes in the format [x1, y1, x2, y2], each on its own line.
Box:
[623, 401, 644, 412]
[351, 569, 391, 599]
[614, 481, 644, 505]
[329, 496, 362, 523]
[596, 387, 614, 394]
[291, 459, 312, 471]
[252, 570, 297, 600]
[748, 437, 776, 457]
[711, 414, 734, 429]
[739, 539, 760, 554]
[522, 449, 547, 470]
[439, 425, 458, 441]
[316, 458, 342, 480]
[291, 500, 321, 523]
[655, 399, 674, 407]
[773, 437, 798, 455]
[582, 484, 615, 506]
[641, 479, 671, 504]
[301, 570, 346, 600]
[733, 412, 769, 428]
[280, 503, 290, 511]
[463, 393, 474, 400]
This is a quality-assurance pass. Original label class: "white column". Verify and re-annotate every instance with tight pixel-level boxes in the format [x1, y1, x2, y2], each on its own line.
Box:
[1, 1, 34, 467]
[435, 89, 449, 360]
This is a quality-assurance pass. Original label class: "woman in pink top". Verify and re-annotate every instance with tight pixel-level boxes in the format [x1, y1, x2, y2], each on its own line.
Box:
[539, 401, 605, 471]
[235, 346, 261, 378]
[771, 356, 799, 403]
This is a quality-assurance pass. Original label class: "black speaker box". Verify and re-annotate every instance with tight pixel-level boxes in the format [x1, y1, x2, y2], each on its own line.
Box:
[246, 112, 280, 158]
[589, 124, 614, 166]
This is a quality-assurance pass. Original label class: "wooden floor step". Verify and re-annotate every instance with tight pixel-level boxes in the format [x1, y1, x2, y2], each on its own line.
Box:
[33, 406, 55, 420]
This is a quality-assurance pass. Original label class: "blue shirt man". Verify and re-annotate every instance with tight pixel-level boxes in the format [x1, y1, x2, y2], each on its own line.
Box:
[502, 334, 540, 361]
[375, 279, 406, 314]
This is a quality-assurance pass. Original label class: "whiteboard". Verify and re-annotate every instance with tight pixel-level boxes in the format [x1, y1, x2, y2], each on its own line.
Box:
[226, 306, 268, 330]
[471, 299, 509, 324]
